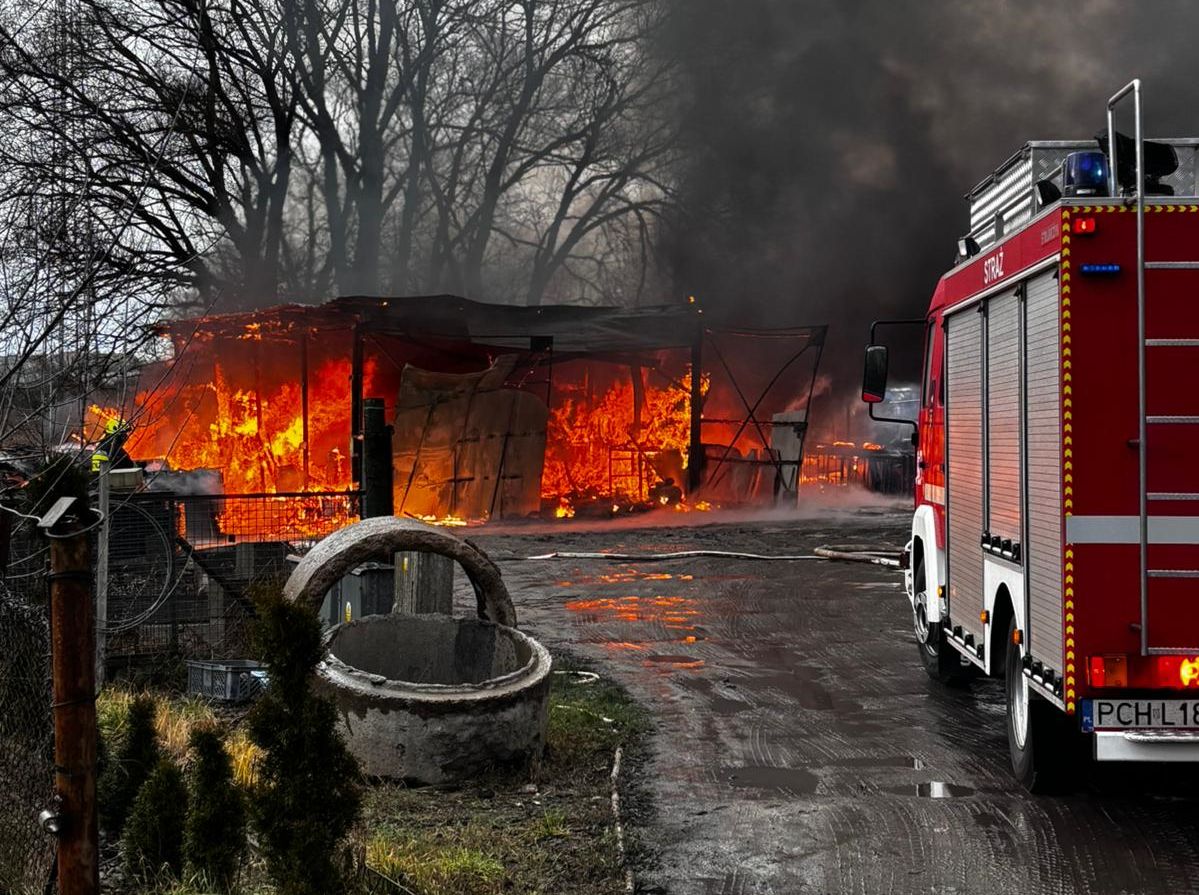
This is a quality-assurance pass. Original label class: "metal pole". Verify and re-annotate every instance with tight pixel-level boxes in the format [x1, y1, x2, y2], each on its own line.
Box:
[688, 314, 704, 495]
[94, 462, 109, 685]
[252, 340, 265, 491]
[361, 397, 394, 518]
[1106, 78, 1147, 654]
[1134, 84, 1148, 656]
[48, 505, 99, 895]
[301, 332, 310, 488]
[350, 324, 364, 489]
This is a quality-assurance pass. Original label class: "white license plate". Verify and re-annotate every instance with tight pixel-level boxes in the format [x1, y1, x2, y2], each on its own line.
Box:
[1082, 699, 1199, 732]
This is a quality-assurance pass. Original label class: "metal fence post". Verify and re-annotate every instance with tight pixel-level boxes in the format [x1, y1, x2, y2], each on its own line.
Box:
[362, 397, 394, 519]
[45, 500, 99, 895]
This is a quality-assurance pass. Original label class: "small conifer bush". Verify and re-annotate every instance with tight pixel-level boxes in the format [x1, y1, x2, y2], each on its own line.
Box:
[184, 724, 247, 891]
[123, 758, 188, 880]
[248, 588, 361, 895]
[98, 693, 159, 836]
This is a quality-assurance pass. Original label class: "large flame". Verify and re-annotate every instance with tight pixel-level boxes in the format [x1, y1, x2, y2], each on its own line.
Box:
[88, 349, 380, 539]
[541, 369, 705, 507]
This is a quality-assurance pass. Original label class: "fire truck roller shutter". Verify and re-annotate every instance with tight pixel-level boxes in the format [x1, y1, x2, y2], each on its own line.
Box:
[946, 306, 986, 646]
[988, 289, 1022, 541]
[1024, 270, 1064, 669]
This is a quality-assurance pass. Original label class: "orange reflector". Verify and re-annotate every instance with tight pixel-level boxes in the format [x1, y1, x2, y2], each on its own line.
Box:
[1011, 628, 1023, 645]
[1072, 216, 1097, 235]
[979, 610, 989, 624]
[1088, 654, 1128, 688]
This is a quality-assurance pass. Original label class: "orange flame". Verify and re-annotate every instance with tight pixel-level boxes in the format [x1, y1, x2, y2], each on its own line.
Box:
[542, 368, 705, 509]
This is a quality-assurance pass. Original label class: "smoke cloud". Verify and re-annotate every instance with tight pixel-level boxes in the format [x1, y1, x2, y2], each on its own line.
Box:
[660, 0, 1199, 386]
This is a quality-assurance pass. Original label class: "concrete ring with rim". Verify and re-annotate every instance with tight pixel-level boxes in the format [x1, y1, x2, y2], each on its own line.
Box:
[282, 515, 517, 627]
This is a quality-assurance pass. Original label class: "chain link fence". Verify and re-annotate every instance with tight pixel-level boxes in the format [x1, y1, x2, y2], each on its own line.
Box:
[0, 519, 55, 895]
[0, 488, 360, 890]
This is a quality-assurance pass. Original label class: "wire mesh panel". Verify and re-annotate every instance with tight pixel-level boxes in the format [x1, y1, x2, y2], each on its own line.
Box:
[0, 539, 55, 895]
[102, 491, 360, 668]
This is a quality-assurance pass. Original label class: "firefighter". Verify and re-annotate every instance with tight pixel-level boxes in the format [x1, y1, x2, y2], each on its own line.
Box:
[92, 416, 131, 472]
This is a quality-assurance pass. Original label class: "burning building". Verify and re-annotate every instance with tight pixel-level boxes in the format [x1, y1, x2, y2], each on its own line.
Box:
[99, 295, 828, 534]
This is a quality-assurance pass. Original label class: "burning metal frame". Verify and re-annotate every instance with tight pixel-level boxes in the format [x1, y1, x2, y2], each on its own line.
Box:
[100, 295, 829, 528]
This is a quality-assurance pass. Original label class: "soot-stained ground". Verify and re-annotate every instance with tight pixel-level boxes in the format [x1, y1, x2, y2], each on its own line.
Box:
[464, 503, 1199, 895]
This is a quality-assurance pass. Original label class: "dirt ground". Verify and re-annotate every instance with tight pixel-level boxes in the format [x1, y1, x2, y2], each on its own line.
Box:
[466, 499, 1199, 895]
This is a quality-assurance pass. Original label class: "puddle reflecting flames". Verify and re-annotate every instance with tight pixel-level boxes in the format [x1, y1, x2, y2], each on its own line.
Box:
[566, 593, 706, 666]
[566, 594, 702, 630]
[557, 570, 695, 587]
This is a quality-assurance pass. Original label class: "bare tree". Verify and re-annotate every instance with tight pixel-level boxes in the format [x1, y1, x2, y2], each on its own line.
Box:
[0, 0, 677, 348]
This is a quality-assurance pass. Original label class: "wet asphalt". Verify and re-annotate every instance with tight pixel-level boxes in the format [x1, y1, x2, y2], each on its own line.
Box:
[469, 505, 1199, 895]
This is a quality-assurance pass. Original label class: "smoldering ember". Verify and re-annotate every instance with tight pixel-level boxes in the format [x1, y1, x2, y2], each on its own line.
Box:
[6, 4, 1199, 895]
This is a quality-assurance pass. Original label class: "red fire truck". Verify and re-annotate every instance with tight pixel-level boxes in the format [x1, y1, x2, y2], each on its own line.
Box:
[862, 81, 1199, 791]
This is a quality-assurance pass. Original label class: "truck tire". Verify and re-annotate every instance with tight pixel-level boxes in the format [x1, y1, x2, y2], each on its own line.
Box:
[913, 555, 969, 683]
[1004, 614, 1075, 793]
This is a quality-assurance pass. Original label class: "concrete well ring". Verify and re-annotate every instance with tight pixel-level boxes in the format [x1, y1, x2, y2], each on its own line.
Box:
[282, 516, 516, 627]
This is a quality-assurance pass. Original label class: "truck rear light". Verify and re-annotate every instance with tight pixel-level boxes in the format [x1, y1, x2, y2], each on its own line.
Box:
[1142, 656, 1199, 688]
[1087, 654, 1128, 688]
[1071, 216, 1097, 235]
[1182, 658, 1199, 687]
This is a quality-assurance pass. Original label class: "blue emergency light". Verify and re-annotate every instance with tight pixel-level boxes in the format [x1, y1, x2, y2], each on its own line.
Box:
[1063, 151, 1109, 198]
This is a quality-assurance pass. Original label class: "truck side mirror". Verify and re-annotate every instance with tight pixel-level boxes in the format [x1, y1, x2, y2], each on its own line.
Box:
[861, 345, 889, 404]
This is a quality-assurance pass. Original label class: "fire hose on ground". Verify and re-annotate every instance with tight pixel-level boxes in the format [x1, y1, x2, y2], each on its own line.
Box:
[516, 547, 902, 568]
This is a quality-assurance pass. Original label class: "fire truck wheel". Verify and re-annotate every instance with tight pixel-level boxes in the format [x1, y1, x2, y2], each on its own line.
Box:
[913, 555, 969, 683]
[1005, 614, 1074, 793]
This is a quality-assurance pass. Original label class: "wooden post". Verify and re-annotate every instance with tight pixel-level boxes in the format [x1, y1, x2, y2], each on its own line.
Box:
[393, 552, 454, 615]
[48, 504, 98, 895]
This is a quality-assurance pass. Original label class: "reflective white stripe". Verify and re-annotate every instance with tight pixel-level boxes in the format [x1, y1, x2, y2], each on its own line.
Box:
[1066, 515, 1199, 544]
[921, 483, 945, 505]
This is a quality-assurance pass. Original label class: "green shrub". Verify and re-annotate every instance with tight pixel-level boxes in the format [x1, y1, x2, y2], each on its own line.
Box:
[123, 758, 188, 880]
[184, 725, 247, 892]
[248, 588, 362, 895]
[98, 693, 159, 835]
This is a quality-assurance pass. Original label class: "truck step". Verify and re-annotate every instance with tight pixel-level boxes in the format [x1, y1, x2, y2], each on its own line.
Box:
[1148, 492, 1199, 500]
[1121, 731, 1199, 744]
[1147, 338, 1199, 347]
[1145, 261, 1199, 269]
[1148, 569, 1199, 579]
[1147, 415, 1199, 424]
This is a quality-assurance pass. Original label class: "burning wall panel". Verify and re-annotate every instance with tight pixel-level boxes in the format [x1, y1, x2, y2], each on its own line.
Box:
[393, 357, 547, 520]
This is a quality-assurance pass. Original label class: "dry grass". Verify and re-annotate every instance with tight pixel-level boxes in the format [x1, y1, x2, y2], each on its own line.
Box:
[97, 687, 263, 787]
[367, 836, 505, 895]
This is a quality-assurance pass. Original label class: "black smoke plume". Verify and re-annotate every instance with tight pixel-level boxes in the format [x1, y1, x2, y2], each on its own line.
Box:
[660, 0, 1199, 388]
